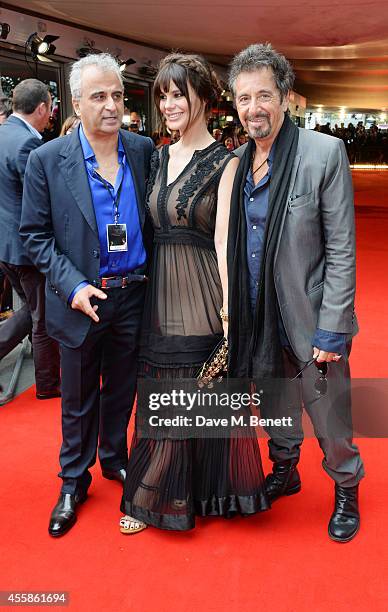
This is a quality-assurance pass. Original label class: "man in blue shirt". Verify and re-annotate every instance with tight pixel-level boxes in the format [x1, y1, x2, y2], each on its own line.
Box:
[228, 44, 363, 542]
[21, 54, 154, 537]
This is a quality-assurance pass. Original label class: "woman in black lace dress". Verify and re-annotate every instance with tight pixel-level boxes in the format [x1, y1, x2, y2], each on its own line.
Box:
[120, 53, 269, 533]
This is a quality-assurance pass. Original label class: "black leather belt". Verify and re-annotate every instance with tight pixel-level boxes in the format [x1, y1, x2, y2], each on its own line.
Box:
[94, 272, 148, 289]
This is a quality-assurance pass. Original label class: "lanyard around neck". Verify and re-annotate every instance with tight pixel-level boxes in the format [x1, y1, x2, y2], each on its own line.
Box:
[91, 165, 125, 225]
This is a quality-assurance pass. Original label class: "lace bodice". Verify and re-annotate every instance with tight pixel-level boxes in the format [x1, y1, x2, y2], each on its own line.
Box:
[146, 142, 233, 239]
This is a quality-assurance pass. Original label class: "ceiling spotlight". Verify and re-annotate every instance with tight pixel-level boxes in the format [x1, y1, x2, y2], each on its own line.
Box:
[26, 32, 59, 60]
[0, 23, 10, 40]
[119, 58, 136, 73]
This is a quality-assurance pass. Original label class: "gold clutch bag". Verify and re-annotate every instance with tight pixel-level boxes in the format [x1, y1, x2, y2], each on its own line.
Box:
[196, 338, 228, 388]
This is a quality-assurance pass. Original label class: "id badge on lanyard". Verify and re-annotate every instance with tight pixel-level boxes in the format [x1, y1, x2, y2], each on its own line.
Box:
[93, 167, 128, 254]
[107, 223, 128, 252]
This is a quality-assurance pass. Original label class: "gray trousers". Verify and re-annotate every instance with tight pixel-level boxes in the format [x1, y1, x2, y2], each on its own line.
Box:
[261, 347, 364, 487]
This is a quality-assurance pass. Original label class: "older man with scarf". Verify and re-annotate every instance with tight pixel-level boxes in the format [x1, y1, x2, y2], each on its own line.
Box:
[227, 43, 364, 542]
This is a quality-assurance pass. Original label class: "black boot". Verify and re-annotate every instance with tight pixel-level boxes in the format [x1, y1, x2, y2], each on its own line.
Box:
[102, 468, 126, 484]
[265, 460, 301, 502]
[328, 484, 360, 543]
[48, 491, 87, 537]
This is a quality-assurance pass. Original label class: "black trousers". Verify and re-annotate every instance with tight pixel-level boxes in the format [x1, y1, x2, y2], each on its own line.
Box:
[260, 346, 365, 487]
[58, 282, 145, 495]
[0, 262, 60, 393]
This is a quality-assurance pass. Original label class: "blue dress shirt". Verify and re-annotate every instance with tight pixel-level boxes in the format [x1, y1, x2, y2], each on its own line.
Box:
[244, 142, 346, 355]
[244, 145, 275, 309]
[69, 125, 146, 302]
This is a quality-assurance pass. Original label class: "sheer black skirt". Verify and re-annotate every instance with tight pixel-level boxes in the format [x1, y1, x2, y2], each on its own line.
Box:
[121, 237, 269, 530]
[121, 365, 270, 531]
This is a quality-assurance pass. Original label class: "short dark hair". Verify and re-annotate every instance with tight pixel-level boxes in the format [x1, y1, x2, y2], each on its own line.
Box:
[153, 52, 221, 130]
[0, 97, 12, 118]
[12, 79, 50, 114]
[229, 43, 295, 102]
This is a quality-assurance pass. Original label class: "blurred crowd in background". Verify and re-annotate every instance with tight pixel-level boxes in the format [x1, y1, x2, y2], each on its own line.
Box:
[314, 121, 388, 164]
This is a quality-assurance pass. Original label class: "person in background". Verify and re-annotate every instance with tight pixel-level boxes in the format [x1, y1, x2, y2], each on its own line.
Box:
[212, 127, 222, 141]
[129, 111, 146, 135]
[0, 97, 12, 125]
[59, 114, 80, 136]
[222, 135, 235, 151]
[0, 79, 60, 400]
[0, 98, 14, 321]
[237, 128, 248, 145]
[42, 113, 59, 142]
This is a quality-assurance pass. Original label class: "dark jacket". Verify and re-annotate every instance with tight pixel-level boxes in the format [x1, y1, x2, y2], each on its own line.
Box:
[0, 115, 42, 265]
[20, 128, 154, 348]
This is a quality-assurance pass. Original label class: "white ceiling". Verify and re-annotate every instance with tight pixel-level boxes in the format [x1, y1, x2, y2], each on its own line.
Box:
[5, 0, 388, 110]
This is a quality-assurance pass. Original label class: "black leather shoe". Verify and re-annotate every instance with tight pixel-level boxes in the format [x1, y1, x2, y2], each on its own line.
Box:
[102, 468, 126, 484]
[265, 460, 301, 502]
[48, 491, 87, 537]
[328, 484, 360, 543]
[36, 388, 61, 400]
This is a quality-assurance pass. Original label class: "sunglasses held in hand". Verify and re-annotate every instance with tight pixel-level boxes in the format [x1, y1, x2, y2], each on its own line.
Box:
[291, 358, 328, 396]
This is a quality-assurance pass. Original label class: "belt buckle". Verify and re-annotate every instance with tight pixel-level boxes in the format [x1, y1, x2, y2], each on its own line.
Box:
[99, 275, 129, 289]
[101, 276, 120, 289]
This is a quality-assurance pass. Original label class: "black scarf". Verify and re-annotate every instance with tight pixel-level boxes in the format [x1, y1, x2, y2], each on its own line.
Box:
[227, 114, 299, 378]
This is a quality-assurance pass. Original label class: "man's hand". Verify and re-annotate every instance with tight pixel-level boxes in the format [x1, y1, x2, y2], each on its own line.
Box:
[313, 347, 342, 363]
[71, 284, 107, 322]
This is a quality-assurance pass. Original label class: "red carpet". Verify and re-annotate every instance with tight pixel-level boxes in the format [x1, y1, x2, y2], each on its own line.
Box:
[0, 170, 387, 611]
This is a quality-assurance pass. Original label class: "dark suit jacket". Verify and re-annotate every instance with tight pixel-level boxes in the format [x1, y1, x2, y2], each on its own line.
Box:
[20, 128, 154, 348]
[0, 115, 42, 265]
